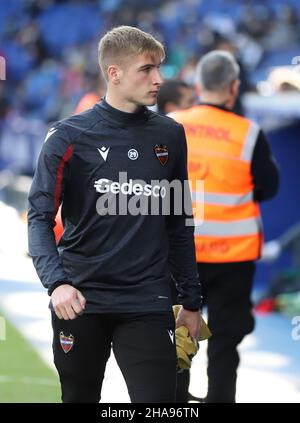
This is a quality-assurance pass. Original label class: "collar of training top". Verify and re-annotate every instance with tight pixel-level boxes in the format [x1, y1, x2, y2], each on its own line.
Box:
[94, 97, 150, 126]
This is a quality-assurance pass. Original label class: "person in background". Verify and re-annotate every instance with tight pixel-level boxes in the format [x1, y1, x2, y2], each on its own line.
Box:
[170, 50, 279, 403]
[157, 80, 196, 115]
[74, 74, 106, 113]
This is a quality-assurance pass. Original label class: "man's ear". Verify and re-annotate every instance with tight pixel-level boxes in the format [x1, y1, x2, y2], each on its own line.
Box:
[195, 83, 201, 97]
[231, 79, 240, 98]
[107, 65, 122, 85]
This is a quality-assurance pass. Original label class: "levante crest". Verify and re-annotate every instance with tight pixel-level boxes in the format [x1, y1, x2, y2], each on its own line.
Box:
[60, 332, 74, 353]
[154, 144, 168, 166]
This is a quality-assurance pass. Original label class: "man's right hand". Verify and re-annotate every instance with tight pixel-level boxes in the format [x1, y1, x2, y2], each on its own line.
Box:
[51, 284, 86, 320]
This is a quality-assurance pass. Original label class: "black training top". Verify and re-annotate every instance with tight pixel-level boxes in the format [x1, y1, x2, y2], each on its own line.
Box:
[28, 99, 201, 313]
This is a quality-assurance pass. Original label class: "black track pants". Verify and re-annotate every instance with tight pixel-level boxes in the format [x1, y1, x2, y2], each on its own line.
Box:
[199, 261, 255, 403]
[52, 311, 177, 403]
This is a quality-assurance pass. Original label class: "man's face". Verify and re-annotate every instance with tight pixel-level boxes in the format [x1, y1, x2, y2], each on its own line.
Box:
[118, 52, 164, 107]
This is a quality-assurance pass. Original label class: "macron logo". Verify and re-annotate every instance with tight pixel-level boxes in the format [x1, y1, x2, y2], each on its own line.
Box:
[167, 329, 175, 344]
[98, 146, 110, 162]
[44, 127, 57, 143]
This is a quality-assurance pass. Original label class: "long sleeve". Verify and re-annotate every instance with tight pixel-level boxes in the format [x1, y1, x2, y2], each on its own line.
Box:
[167, 124, 202, 311]
[27, 124, 74, 295]
[251, 130, 280, 202]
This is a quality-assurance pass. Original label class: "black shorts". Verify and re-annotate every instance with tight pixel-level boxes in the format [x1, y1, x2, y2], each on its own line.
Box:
[52, 311, 177, 403]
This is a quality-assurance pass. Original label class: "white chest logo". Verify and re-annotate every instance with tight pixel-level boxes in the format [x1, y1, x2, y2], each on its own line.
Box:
[128, 149, 138, 160]
[98, 146, 110, 162]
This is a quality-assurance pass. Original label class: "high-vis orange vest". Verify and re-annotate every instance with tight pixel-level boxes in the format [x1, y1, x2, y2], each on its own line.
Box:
[170, 105, 263, 263]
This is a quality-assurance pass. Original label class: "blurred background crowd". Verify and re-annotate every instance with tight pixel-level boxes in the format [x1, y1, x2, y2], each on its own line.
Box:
[1, 0, 300, 173]
[0, 0, 300, 315]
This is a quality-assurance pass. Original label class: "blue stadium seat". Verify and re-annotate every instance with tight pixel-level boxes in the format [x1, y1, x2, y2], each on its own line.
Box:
[37, 4, 103, 55]
[2, 41, 34, 82]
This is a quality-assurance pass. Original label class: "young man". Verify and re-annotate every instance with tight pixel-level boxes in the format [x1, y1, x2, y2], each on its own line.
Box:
[28, 26, 202, 403]
[170, 51, 279, 402]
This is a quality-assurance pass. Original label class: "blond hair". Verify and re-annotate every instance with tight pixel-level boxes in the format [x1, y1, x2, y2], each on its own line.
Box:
[98, 26, 165, 81]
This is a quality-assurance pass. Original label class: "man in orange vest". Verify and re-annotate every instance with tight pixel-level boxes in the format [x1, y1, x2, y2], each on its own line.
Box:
[170, 50, 279, 402]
